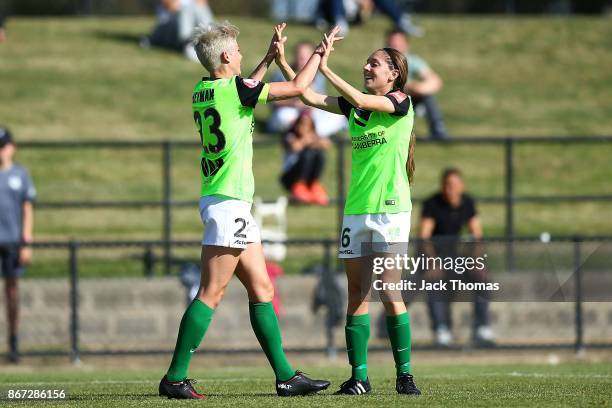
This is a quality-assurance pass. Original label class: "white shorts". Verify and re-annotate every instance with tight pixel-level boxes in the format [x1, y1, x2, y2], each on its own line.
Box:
[199, 195, 261, 249]
[338, 212, 411, 258]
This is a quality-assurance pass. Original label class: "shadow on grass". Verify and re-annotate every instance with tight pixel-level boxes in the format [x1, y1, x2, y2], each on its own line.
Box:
[91, 30, 187, 60]
[93, 30, 144, 45]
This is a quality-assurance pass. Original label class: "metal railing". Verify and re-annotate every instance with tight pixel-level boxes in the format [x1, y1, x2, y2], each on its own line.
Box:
[21, 135, 612, 275]
[5, 234, 610, 362]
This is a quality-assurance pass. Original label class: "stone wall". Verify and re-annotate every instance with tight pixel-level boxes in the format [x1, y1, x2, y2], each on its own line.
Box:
[0, 275, 611, 352]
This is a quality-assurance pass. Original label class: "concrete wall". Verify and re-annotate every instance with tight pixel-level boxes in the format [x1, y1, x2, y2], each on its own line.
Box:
[0, 275, 611, 352]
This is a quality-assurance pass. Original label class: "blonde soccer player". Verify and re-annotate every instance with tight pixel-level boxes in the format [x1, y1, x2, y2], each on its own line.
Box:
[158, 22, 339, 399]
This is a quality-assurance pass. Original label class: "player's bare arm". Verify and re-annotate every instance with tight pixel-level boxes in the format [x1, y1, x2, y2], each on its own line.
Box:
[273, 25, 343, 114]
[248, 23, 287, 81]
[265, 26, 343, 102]
[318, 34, 396, 113]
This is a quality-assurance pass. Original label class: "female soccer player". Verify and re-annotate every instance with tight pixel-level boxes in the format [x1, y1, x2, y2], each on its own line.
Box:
[158, 22, 337, 399]
[276, 27, 420, 395]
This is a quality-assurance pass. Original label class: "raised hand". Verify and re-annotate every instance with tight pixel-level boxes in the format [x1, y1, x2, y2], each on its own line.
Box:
[249, 23, 287, 80]
[273, 23, 288, 64]
[266, 22, 287, 62]
[315, 25, 344, 69]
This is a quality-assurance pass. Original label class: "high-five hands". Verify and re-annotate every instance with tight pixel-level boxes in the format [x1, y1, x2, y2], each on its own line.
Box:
[273, 23, 288, 64]
[315, 25, 344, 68]
[266, 22, 287, 62]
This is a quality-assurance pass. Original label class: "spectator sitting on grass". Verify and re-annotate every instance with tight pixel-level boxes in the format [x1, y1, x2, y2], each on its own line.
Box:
[280, 110, 331, 205]
[386, 28, 448, 139]
[317, 0, 423, 37]
[141, 0, 214, 61]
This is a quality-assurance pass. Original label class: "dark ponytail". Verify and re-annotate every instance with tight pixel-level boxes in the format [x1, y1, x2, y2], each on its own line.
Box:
[407, 130, 415, 185]
[380, 48, 413, 184]
[379, 48, 413, 184]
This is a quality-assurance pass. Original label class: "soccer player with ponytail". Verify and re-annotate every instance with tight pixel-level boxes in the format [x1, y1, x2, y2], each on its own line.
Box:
[276, 27, 420, 396]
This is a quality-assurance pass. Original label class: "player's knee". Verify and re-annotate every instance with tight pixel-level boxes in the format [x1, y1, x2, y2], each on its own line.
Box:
[198, 285, 226, 308]
[347, 299, 369, 315]
[382, 301, 406, 316]
[250, 280, 274, 303]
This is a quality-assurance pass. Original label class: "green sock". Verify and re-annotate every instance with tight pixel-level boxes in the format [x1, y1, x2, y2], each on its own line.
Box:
[386, 312, 411, 375]
[249, 302, 295, 381]
[166, 299, 214, 382]
[345, 314, 370, 381]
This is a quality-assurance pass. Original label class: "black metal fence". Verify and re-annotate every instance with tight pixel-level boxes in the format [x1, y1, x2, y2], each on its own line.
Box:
[7, 234, 611, 362]
[9, 136, 612, 360]
[22, 136, 612, 274]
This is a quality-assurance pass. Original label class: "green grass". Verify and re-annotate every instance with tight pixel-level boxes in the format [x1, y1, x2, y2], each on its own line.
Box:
[1, 16, 612, 276]
[1, 363, 611, 407]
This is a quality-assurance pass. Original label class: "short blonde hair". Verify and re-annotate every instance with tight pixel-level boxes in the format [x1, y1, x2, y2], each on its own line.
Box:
[192, 21, 239, 72]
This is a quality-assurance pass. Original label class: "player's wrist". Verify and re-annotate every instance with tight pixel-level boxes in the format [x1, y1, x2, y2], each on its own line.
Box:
[264, 52, 275, 64]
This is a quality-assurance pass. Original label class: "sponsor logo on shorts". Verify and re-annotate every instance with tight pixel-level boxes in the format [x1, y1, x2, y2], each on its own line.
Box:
[385, 199, 396, 205]
[339, 249, 354, 254]
[233, 239, 247, 246]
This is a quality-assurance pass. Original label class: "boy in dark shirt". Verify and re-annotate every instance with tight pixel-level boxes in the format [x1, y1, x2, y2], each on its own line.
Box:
[420, 168, 494, 348]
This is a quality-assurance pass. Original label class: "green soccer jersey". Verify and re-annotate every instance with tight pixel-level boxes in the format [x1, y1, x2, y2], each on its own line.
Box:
[338, 90, 414, 215]
[192, 76, 270, 202]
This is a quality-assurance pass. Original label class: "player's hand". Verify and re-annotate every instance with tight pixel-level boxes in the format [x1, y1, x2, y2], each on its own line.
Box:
[273, 23, 288, 64]
[19, 246, 32, 266]
[316, 26, 344, 69]
[267, 22, 287, 62]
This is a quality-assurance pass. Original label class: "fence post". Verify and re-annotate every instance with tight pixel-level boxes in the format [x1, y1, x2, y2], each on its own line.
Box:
[573, 237, 584, 354]
[162, 141, 173, 276]
[322, 240, 337, 359]
[143, 244, 154, 278]
[505, 138, 514, 271]
[68, 240, 80, 363]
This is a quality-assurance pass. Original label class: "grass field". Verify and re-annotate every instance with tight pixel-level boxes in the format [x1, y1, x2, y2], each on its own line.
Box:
[1, 16, 612, 276]
[1, 361, 611, 407]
